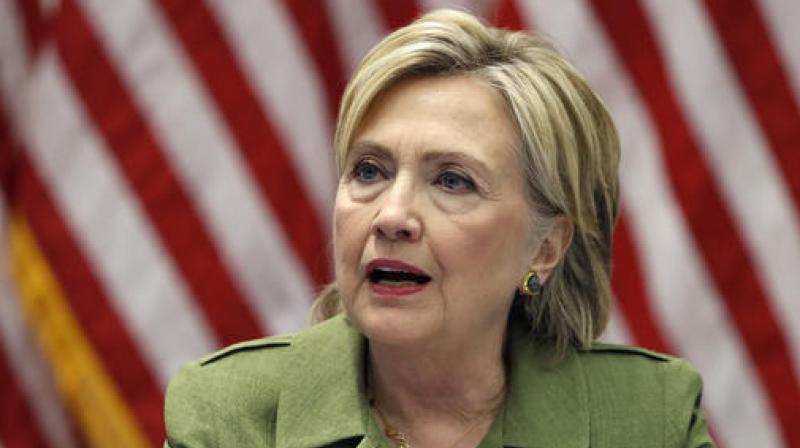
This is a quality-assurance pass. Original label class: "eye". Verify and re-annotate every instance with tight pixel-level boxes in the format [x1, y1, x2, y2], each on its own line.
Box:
[435, 170, 476, 193]
[352, 159, 385, 183]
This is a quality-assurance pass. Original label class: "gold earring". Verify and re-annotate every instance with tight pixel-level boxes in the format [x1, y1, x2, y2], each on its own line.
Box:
[520, 271, 543, 297]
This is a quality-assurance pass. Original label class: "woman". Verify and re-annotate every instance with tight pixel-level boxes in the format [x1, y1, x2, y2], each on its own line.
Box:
[164, 9, 714, 448]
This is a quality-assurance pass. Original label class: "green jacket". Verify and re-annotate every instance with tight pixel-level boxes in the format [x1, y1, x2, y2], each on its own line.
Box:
[164, 314, 715, 447]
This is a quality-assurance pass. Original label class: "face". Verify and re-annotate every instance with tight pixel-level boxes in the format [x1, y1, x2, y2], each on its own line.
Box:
[334, 75, 538, 349]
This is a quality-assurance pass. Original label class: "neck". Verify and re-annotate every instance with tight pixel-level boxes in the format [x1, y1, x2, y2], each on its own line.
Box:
[367, 331, 507, 445]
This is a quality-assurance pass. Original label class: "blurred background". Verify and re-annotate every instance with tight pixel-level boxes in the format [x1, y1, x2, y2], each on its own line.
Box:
[1, 0, 798, 447]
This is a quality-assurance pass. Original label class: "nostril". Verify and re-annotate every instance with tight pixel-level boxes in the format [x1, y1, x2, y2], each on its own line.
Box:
[371, 204, 422, 241]
[374, 223, 417, 241]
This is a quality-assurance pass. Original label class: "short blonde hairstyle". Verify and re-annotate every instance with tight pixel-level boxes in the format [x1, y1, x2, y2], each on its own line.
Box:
[313, 9, 620, 354]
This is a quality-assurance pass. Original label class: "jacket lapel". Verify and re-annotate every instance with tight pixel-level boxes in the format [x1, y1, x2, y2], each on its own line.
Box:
[275, 315, 372, 448]
[502, 322, 590, 448]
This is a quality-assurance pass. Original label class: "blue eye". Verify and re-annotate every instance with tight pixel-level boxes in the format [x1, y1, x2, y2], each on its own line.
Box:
[353, 160, 384, 182]
[436, 171, 475, 193]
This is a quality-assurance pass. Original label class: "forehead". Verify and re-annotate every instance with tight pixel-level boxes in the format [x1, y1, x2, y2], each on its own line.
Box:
[349, 75, 521, 170]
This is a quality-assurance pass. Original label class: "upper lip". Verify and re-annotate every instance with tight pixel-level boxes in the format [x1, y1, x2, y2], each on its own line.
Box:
[366, 258, 430, 277]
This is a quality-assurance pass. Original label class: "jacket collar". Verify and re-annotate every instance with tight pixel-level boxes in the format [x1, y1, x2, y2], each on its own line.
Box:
[275, 314, 589, 448]
[501, 320, 590, 448]
[275, 315, 374, 447]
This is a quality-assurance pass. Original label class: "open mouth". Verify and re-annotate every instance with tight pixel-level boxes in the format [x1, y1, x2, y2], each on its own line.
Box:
[368, 267, 432, 287]
[365, 259, 432, 291]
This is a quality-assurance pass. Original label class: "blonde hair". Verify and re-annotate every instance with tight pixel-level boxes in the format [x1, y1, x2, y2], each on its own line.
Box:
[313, 9, 620, 354]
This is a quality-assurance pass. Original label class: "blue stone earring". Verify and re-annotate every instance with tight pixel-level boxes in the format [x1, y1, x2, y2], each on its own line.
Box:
[520, 271, 543, 297]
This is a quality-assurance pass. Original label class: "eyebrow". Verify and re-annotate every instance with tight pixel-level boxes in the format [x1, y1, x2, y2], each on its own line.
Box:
[349, 141, 494, 177]
[421, 151, 492, 177]
[348, 141, 392, 160]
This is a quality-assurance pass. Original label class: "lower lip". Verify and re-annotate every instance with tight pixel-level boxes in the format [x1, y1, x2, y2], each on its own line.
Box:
[368, 282, 428, 296]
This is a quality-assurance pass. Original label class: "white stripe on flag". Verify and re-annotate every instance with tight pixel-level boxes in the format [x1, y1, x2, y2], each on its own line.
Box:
[601, 304, 635, 346]
[421, 0, 484, 15]
[326, 0, 386, 75]
[0, 0, 29, 116]
[642, 0, 800, 375]
[518, 1, 784, 446]
[207, 0, 336, 223]
[78, 0, 314, 335]
[16, 52, 215, 384]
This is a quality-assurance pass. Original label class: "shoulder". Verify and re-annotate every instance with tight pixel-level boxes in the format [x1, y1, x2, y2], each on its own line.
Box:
[168, 333, 295, 395]
[167, 315, 352, 394]
[164, 315, 357, 447]
[167, 330, 298, 401]
[579, 341, 698, 379]
[198, 333, 294, 368]
[578, 342, 702, 393]
[578, 341, 702, 400]
[576, 342, 711, 446]
[163, 334, 294, 446]
[582, 341, 675, 362]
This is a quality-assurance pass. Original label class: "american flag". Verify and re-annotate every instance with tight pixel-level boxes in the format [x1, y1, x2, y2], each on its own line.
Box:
[0, 0, 798, 446]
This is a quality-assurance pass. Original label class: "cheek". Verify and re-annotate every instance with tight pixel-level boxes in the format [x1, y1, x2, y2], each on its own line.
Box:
[436, 205, 532, 287]
[333, 194, 372, 294]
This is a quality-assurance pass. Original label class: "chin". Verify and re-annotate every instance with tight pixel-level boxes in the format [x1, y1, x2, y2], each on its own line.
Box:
[346, 305, 431, 347]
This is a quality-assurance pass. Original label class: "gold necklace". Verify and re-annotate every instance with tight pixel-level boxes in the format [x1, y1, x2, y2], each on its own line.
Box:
[370, 400, 490, 448]
[371, 403, 412, 448]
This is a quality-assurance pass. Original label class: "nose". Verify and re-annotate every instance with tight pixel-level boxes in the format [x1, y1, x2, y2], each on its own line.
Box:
[371, 175, 422, 241]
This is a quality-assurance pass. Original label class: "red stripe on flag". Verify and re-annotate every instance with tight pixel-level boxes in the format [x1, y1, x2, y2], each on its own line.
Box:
[0, 346, 49, 448]
[53, 0, 265, 344]
[374, 0, 420, 30]
[492, 0, 526, 31]
[702, 0, 800, 217]
[155, 0, 330, 288]
[589, 2, 800, 445]
[0, 108, 13, 196]
[611, 214, 672, 354]
[2, 152, 165, 445]
[282, 0, 348, 120]
[14, 0, 49, 55]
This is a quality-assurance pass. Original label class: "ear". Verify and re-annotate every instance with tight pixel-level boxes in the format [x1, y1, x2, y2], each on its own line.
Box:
[529, 215, 574, 282]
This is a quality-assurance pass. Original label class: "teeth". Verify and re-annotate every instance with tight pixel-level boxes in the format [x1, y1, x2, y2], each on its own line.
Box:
[377, 279, 418, 286]
[375, 267, 405, 273]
